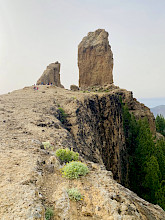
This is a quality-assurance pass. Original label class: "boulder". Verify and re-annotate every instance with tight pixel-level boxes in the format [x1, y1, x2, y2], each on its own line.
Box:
[37, 61, 64, 87]
[78, 29, 113, 89]
[70, 84, 79, 91]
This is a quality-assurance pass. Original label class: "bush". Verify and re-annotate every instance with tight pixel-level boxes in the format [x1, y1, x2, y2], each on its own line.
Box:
[55, 148, 79, 163]
[45, 207, 54, 220]
[67, 188, 83, 201]
[42, 141, 54, 150]
[58, 107, 67, 124]
[62, 161, 89, 179]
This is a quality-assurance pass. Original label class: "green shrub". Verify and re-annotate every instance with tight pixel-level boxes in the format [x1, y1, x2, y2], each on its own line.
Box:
[55, 148, 79, 163]
[58, 107, 67, 124]
[62, 161, 89, 179]
[67, 188, 83, 201]
[42, 141, 54, 150]
[45, 207, 54, 220]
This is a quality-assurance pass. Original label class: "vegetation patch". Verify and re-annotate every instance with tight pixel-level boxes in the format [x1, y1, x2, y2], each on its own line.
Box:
[58, 107, 68, 124]
[42, 141, 54, 150]
[121, 100, 165, 210]
[156, 114, 165, 136]
[67, 188, 83, 201]
[45, 207, 54, 220]
[104, 89, 110, 93]
[83, 90, 90, 93]
[61, 161, 89, 179]
[55, 148, 79, 163]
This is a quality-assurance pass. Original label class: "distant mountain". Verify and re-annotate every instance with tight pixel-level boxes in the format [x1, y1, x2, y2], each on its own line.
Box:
[138, 97, 165, 108]
[150, 105, 165, 118]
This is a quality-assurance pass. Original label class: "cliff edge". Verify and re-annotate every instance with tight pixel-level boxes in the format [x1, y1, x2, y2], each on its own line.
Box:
[0, 85, 163, 220]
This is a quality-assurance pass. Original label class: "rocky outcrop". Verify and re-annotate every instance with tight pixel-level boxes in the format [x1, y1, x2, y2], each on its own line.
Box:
[66, 88, 155, 187]
[113, 88, 156, 134]
[68, 93, 126, 184]
[45, 160, 165, 220]
[78, 29, 113, 89]
[0, 86, 163, 219]
[37, 61, 64, 87]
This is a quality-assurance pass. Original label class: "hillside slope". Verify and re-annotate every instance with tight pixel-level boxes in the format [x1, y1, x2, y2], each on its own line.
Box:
[0, 85, 164, 220]
[151, 105, 165, 117]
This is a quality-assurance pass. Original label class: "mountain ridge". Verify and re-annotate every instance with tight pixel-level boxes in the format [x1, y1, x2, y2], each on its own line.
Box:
[151, 105, 165, 117]
[0, 85, 164, 219]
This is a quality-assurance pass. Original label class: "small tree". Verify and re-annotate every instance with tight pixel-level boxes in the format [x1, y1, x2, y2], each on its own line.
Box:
[143, 156, 160, 203]
[156, 114, 165, 136]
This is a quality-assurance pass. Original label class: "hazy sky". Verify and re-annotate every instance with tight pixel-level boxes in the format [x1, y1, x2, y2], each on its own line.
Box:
[0, 0, 165, 102]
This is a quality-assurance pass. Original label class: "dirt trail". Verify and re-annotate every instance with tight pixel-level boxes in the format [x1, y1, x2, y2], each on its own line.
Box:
[0, 85, 78, 219]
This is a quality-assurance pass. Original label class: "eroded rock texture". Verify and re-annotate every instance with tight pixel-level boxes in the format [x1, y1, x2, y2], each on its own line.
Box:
[114, 88, 156, 134]
[67, 88, 155, 187]
[78, 29, 113, 89]
[70, 94, 126, 184]
[0, 86, 163, 220]
[37, 61, 63, 87]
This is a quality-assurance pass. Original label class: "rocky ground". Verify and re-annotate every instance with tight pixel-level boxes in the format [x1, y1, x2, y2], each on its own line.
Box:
[0, 85, 164, 219]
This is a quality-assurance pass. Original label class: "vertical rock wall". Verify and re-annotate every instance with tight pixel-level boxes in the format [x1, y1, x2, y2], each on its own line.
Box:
[67, 89, 156, 185]
[68, 93, 128, 185]
[78, 29, 113, 89]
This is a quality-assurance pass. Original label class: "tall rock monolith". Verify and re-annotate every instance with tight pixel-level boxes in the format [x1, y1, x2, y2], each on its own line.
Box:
[78, 29, 113, 89]
[37, 61, 64, 87]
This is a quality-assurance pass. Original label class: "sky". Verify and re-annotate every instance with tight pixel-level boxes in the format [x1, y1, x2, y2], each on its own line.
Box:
[0, 0, 165, 107]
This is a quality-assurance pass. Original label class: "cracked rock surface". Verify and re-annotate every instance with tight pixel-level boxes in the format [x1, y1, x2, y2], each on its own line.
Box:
[0, 85, 163, 219]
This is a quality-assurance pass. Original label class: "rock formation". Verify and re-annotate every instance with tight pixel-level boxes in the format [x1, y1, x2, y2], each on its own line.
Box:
[66, 88, 156, 186]
[37, 61, 64, 87]
[78, 29, 113, 89]
[0, 86, 163, 219]
[0, 28, 163, 219]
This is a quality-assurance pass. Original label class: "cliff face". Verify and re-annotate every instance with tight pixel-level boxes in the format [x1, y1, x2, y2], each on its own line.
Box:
[68, 93, 127, 184]
[78, 29, 113, 88]
[0, 86, 162, 220]
[66, 88, 156, 187]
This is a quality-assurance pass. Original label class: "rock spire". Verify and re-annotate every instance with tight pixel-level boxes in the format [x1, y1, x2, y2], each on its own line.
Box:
[37, 61, 63, 87]
[78, 29, 113, 89]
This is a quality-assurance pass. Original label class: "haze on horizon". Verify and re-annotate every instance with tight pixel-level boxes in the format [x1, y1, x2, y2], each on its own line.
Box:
[0, 0, 165, 107]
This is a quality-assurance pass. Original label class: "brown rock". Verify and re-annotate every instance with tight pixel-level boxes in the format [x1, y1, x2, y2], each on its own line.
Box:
[37, 61, 64, 87]
[70, 84, 79, 91]
[78, 29, 113, 89]
[116, 89, 156, 134]
[66, 88, 156, 186]
[0, 86, 164, 219]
